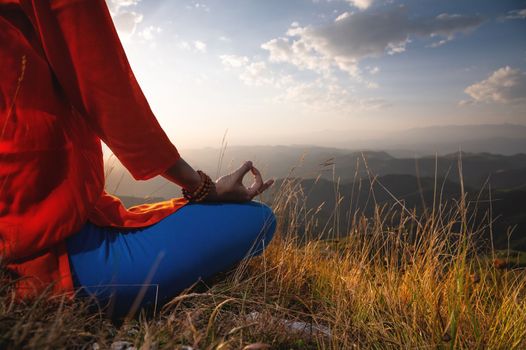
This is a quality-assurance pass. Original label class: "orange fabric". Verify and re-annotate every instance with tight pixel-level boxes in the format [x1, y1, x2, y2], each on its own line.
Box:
[0, 0, 188, 297]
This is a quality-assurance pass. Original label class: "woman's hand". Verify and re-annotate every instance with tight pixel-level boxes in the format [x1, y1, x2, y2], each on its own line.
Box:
[207, 161, 274, 202]
[162, 158, 273, 202]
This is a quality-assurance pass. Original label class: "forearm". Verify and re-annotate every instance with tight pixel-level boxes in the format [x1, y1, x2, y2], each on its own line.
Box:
[161, 157, 202, 193]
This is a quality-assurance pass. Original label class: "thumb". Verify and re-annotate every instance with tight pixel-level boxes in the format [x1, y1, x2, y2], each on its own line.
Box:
[233, 160, 253, 183]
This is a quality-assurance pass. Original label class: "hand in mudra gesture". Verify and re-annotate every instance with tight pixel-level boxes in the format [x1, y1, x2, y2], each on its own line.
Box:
[208, 161, 274, 202]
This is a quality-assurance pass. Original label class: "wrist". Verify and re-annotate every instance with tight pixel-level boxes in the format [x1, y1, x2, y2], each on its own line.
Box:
[162, 158, 201, 193]
[185, 171, 202, 193]
[182, 170, 216, 202]
[203, 182, 220, 201]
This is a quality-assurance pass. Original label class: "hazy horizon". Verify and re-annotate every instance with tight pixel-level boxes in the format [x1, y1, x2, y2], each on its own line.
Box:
[102, 123, 526, 161]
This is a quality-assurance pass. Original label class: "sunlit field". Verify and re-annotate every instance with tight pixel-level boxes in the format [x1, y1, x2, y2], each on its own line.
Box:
[2, 161, 526, 350]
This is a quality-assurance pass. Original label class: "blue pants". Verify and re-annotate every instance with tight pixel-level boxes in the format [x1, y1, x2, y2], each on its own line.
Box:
[66, 201, 276, 317]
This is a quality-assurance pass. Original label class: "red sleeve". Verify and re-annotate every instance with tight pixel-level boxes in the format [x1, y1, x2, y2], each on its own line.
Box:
[21, 0, 180, 180]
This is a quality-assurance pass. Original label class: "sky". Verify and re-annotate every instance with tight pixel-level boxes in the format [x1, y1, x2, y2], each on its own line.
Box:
[105, 0, 526, 149]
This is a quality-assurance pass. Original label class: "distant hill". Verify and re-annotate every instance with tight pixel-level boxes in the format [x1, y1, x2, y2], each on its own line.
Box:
[386, 137, 526, 157]
[118, 195, 168, 208]
[105, 146, 526, 199]
[103, 146, 526, 250]
[268, 175, 526, 250]
[289, 123, 526, 156]
[388, 124, 526, 144]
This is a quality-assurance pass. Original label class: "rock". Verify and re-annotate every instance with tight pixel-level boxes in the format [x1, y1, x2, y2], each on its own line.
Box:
[245, 311, 332, 338]
[111, 341, 137, 350]
[242, 343, 271, 350]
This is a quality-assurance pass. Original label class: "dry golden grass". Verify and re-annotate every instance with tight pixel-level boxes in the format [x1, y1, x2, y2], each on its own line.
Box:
[2, 172, 526, 349]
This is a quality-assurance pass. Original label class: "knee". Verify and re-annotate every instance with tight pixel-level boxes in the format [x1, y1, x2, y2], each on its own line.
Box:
[249, 202, 276, 254]
[261, 202, 277, 240]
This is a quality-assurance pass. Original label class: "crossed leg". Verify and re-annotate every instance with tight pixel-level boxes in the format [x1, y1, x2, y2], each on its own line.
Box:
[66, 201, 277, 318]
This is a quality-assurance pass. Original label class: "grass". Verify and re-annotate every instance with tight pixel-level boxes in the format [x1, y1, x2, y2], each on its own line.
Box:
[2, 167, 526, 349]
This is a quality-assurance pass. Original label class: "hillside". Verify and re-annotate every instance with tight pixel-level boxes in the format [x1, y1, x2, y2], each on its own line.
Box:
[105, 146, 526, 198]
[105, 147, 526, 251]
[267, 174, 526, 250]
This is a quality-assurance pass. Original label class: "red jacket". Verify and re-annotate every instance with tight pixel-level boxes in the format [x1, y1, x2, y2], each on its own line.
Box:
[0, 0, 187, 297]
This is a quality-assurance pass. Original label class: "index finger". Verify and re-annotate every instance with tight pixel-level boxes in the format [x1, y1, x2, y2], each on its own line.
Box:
[247, 166, 264, 197]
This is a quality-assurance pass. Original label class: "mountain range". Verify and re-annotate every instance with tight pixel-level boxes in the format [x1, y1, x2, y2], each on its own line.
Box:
[105, 124, 526, 250]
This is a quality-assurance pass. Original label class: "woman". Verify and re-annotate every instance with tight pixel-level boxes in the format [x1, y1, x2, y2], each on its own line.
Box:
[0, 0, 276, 317]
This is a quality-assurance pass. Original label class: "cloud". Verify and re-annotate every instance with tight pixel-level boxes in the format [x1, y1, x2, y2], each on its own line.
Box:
[106, 0, 165, 46]
[239, 61, 276, 86]
[367, 66, 380, 75]
[106, 0, 147, 41]
[280, 79, 387, 112]
[138, 25, 162, 41]
[186, 2, 211, 12]
[220, 55, 249, 68]
[261, 36, 334, 76]
[106, 0, 140, 13]
[335, 12, 351, 22]
[317, 0, 373, 11]
[346, 0, 374, 10]
[220, 55, 279, 86]
[111, 10, 143, 36]
[504, 9, 526, 20]
[177, 40, 208, 53]
[219, 54, 385, 111]
[249, 5, 484, 112]
[463, 66, 526, 104]
[193, 40, 207, 53]
[262, 7, 484, 78]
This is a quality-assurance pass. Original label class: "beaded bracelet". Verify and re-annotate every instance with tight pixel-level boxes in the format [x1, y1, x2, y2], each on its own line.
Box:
[182, 170, 214, 202]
